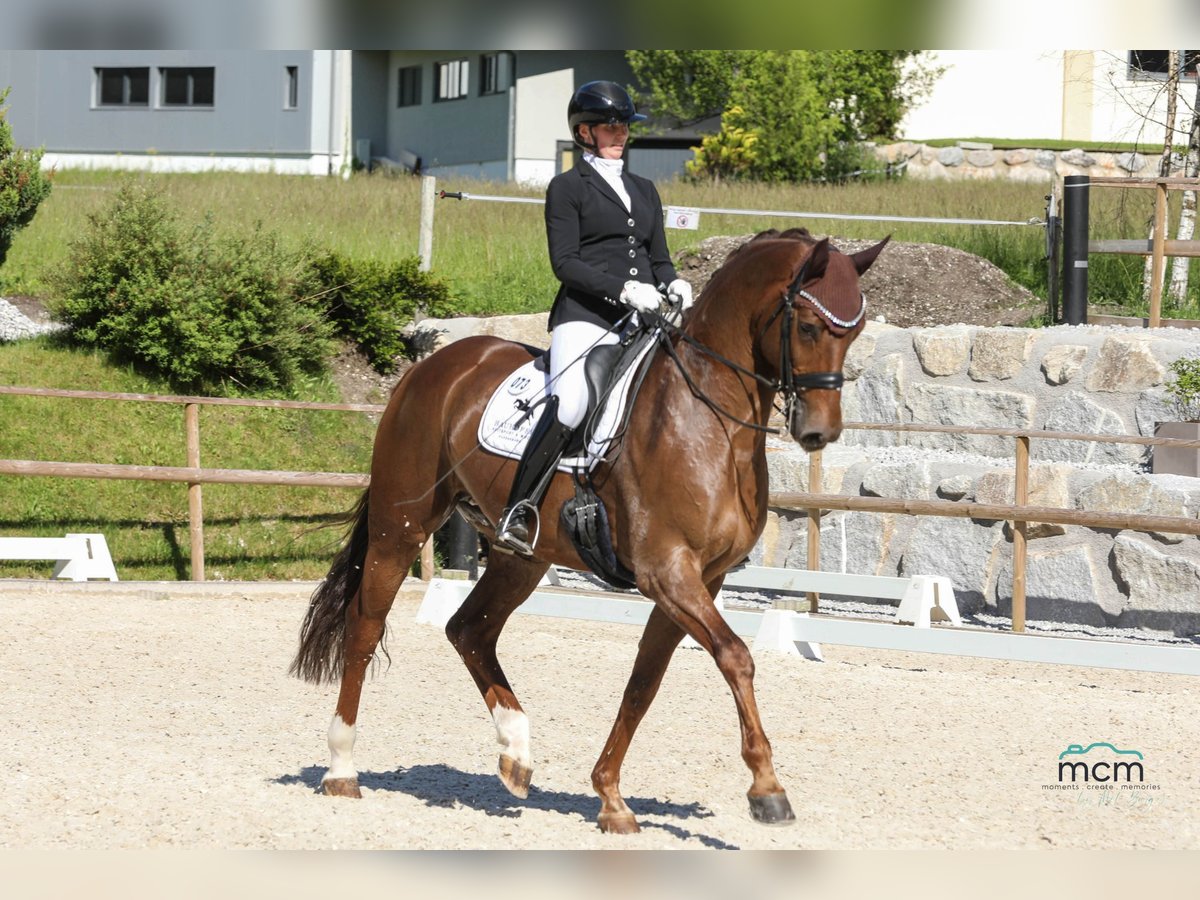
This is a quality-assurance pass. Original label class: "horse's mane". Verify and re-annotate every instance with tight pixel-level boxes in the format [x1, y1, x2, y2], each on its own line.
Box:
[725, 227, 817, 263]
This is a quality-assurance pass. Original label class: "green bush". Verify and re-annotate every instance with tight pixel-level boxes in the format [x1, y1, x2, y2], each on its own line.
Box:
[1166, 355, 1200, 421]
[0, 87, 53, 273]
[309, 250, 455, 372]
[50, 181, 333, 393]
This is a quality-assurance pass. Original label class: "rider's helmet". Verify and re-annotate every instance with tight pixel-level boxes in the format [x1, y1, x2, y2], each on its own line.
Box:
[568, 81, 646, 152]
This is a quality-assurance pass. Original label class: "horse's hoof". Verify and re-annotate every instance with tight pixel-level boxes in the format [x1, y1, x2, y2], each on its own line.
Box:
[498, 754, 533, 799]
[748, 791, 796, 825]
[598, 811, 641, 835]
[322, 777, 362, 798]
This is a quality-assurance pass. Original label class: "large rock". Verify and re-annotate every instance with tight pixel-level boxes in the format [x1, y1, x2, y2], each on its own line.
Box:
[975, 463, 1073, 538]
[843, 330, 877, 380]
[996, 544, 1114, 625]
[1040, 344, 1088, 385]
[841, 353, 908, 448]
[1061, 148, 1096, 168]
[899, 516, 1005, 612]
[415, 312, 550, 352]
[912, 326, 970, 376]
[937, 146, 965, 167]
[1085, 335, 1165, 393]
[1112, 534, 1200, 634]
[1035, 390, 1144, 466]
[860, 460, 936, 500]
[1075, 473, 1191, 543]
[780, 510, 910, 583]
[969, 328, 1035, 381]
[905, 383, 1036, 456]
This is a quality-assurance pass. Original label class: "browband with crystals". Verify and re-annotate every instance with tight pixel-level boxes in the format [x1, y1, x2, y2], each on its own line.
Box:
[795, 287, 867, 330]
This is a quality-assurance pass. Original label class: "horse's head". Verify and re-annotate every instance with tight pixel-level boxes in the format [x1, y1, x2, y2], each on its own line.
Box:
[748, 230, 888, 451]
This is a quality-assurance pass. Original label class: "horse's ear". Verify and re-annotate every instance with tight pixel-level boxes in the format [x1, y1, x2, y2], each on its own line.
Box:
[805, 237, 831, 280]
[849, 236, 890, 275]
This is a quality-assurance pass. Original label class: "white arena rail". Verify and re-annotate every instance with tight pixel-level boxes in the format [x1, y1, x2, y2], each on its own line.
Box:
[417, 565, 1200, 677]
[0, 533, 119, 581]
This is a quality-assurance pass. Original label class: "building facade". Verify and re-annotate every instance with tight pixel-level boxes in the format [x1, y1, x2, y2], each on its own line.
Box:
[3, 50, 1194, 184]
[900, 49, 1199, 147]
[0, 50, 352, 175]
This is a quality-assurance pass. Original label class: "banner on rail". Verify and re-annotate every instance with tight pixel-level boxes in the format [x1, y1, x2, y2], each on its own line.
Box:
[666, 206, 700, 230]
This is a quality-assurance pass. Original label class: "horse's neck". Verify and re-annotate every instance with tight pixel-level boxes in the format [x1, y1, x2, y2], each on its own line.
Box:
[680, 302, 775, 429]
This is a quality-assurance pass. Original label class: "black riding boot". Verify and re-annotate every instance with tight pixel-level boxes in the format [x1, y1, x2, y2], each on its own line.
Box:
[495, 401, 574, 557]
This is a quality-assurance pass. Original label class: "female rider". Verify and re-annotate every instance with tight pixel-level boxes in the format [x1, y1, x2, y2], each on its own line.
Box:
[494, 80, 694, 556]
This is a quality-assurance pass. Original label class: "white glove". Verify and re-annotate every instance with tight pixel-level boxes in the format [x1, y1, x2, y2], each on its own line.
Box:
[620, 280, 662, 313]
[667, 277, 694, 311]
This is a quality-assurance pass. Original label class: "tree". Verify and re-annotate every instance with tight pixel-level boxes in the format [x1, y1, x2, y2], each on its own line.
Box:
[0, 87, 53, 271]
[1167, 65, 1199, 306]
[627, 50, 941, 182]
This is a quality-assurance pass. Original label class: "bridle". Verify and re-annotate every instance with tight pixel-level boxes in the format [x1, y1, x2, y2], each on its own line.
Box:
[764, 251, 866, 429]
[656, 249, 865, 435]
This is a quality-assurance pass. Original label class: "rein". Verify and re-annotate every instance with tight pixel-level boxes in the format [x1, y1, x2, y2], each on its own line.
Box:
[655, 251, 865, 435]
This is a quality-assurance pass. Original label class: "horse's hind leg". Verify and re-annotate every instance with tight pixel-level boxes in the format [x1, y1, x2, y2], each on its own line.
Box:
[591, 604, 686, 834]
[322, 533, 425, 797]
[444, 550, 549, 799]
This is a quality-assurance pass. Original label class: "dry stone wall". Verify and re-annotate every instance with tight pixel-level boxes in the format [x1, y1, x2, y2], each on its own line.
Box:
[759, 321, 1200, 635]
[875, 141, 1184, 183]
[418, 311, 1200, 636]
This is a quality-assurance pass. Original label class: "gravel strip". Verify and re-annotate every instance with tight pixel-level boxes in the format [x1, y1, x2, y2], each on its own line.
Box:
[0, 298, 65, 342]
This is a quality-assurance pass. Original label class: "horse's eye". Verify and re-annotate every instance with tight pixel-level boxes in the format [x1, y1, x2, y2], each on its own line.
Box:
[797, 322, 818, 340]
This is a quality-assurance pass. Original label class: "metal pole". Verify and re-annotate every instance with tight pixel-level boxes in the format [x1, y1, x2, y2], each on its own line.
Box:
[419, 174, 436, 272]
[445, 511, 478, 578]
[1062, 175, 1089, 325]
[185, 403, 205, 582]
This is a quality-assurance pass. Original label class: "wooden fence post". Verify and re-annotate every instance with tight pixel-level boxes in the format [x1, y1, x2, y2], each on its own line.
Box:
[1011, 434, 1030, 632]
[420, 539, 436, 581]
[185, 402, 205, 582]
[419, 175, 436, 272]
[807, 449, 822, 613]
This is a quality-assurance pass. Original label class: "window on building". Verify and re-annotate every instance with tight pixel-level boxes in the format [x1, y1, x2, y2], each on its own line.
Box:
[161, 67, 215, 106]
[285, 65, 299, 109]
[96, 67, 149, 106]
[1129, 50, 1200, 79]
[434, 58, 469, 101]
[398, 65, 421, 107]
[479, 51, 514, 95]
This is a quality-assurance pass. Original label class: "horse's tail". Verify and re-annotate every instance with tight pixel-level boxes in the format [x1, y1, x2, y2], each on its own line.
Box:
[289, 490, 372, 685]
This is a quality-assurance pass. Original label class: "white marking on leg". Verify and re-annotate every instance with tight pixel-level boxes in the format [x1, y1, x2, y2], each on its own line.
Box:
[324, 713, 357, 782]
[492, 705, 531, 768]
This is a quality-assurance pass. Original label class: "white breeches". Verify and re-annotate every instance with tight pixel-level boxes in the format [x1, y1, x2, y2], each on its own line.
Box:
[549, 319, 622, 428]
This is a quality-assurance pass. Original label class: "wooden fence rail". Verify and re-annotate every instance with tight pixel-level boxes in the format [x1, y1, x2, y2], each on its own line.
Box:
[1084, 176, 1200, 328]
[3, 384, 1200, 633]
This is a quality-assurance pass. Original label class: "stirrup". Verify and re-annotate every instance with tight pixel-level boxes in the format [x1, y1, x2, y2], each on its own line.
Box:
[495, 501, 541, 557]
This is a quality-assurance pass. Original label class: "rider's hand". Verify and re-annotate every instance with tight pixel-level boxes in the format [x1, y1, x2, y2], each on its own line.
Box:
[667, 278, 694, 311]
[621, 280, 662, 313]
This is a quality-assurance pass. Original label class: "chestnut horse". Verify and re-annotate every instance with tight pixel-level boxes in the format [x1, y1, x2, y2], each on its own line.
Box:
[291, 228, 886, 833]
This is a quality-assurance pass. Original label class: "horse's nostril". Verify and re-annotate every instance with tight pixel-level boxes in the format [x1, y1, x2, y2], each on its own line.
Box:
[799, 432, 827, 451]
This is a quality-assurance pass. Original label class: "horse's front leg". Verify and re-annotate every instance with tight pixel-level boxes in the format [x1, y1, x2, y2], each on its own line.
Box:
[639, 559, 795, 827]
[591, 604, 687, 834]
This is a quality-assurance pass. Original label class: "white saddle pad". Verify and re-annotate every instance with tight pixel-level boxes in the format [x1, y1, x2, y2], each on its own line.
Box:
[478, 339, 657, 472]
